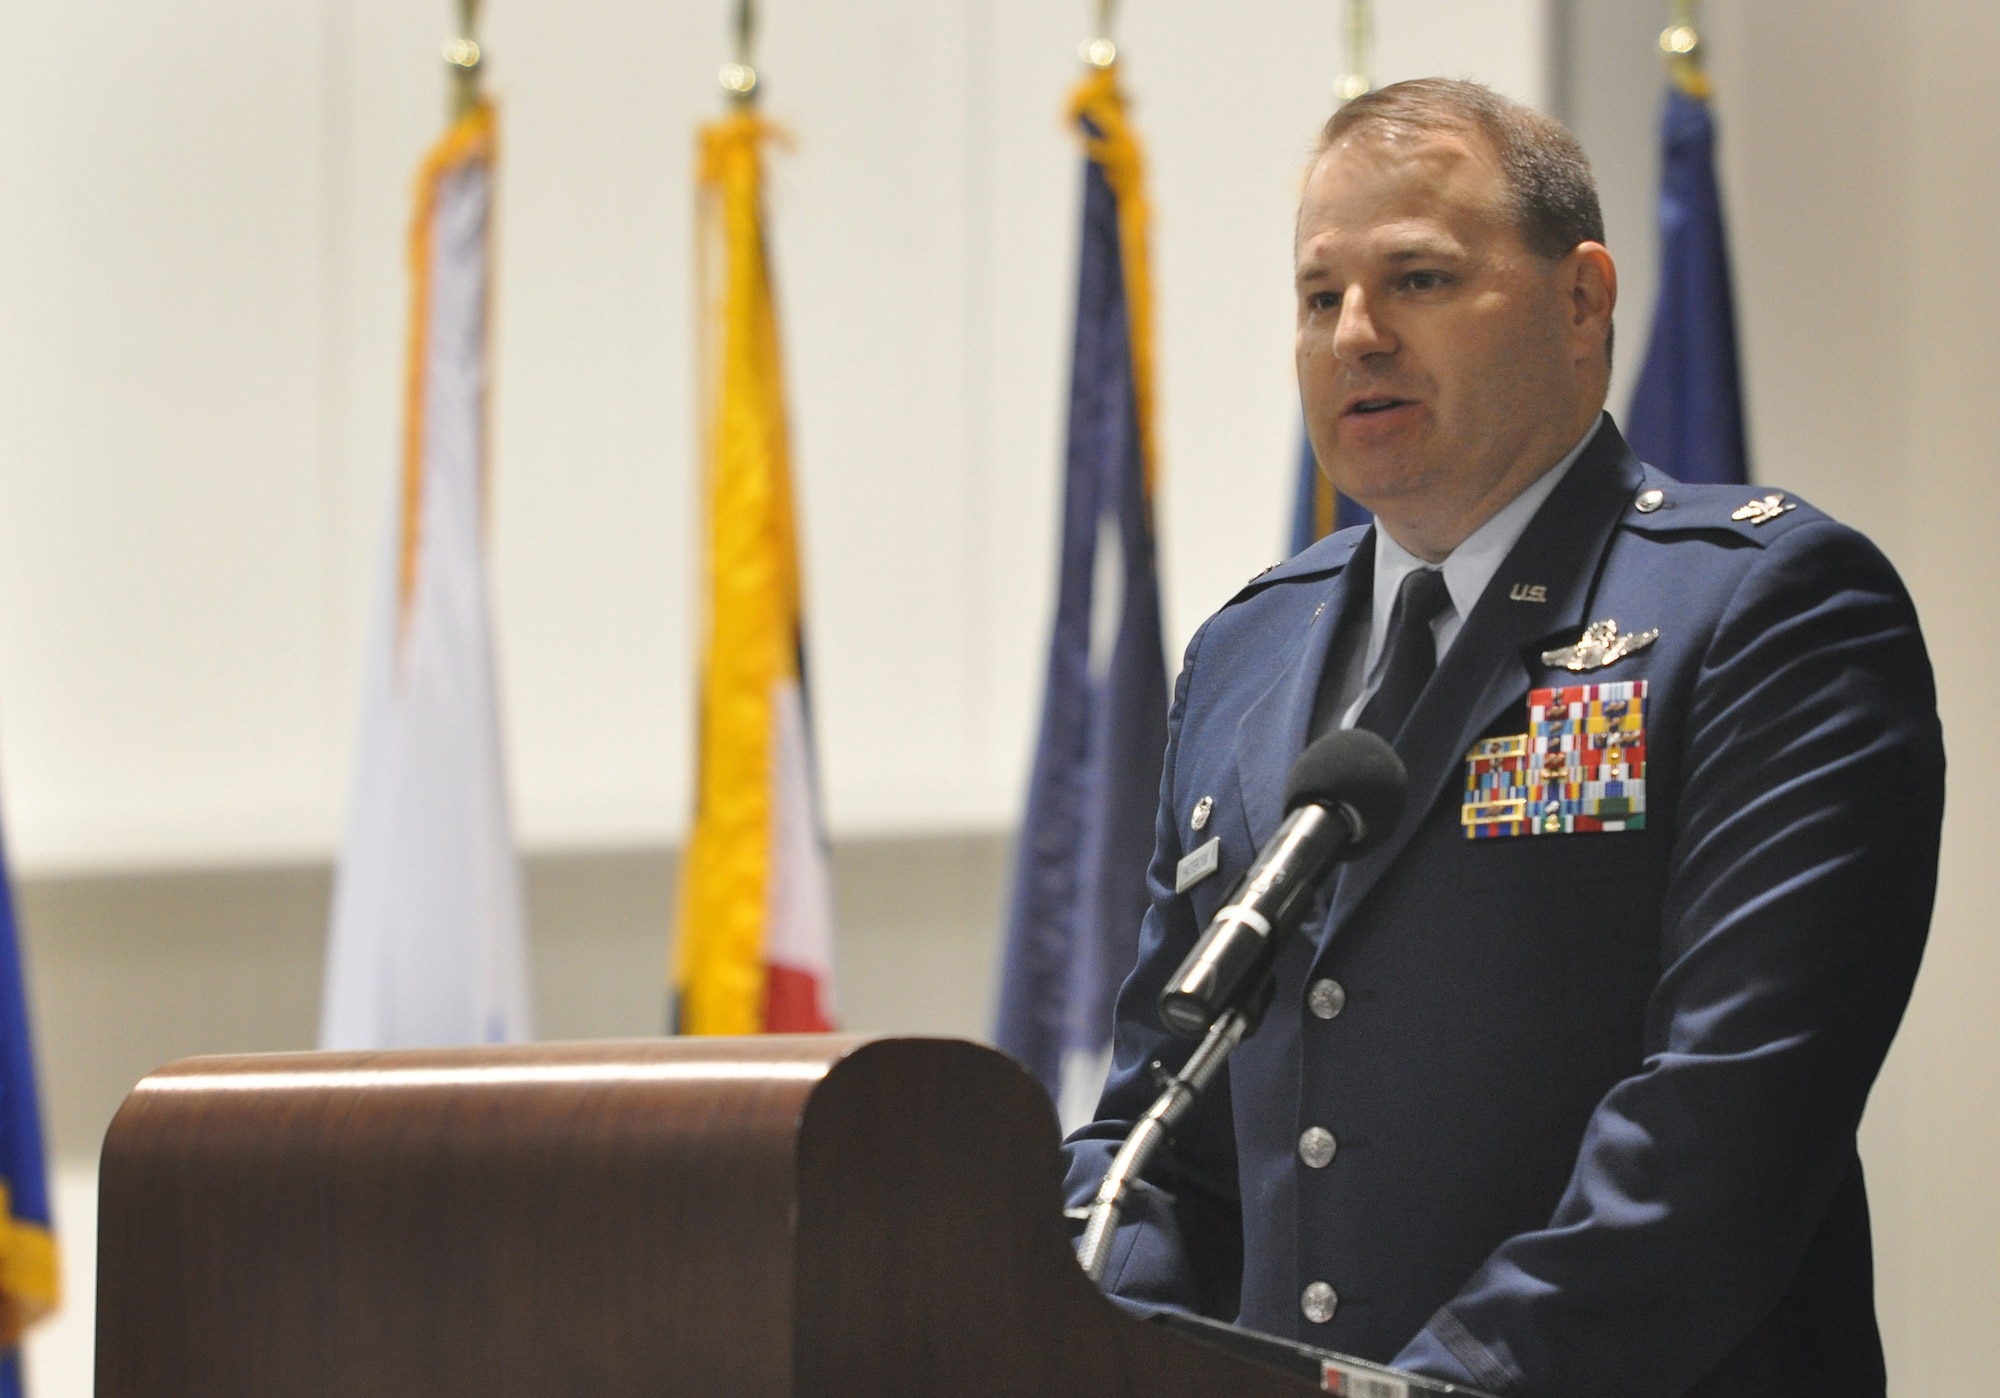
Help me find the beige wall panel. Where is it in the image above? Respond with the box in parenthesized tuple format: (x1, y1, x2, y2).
(0, 0, 1544, 872)
(476, 2, 708, 847)
(0, 2, 340, 870)
(1704, 0, 1914, 550)
(1574, 0, 1999, 1383)
(18, 835, 1008, 1166)
(1881, 0, 2000, 1382)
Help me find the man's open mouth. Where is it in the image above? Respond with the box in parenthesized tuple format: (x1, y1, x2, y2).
(1348, 397, 1411, 415)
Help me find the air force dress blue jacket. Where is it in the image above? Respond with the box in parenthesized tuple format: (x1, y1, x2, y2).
(1061, 419, 1944, 1397)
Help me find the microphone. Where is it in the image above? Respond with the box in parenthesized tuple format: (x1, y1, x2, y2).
(1157, 729, 1407, 1038)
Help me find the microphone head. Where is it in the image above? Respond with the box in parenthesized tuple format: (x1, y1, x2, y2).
(1281, 729, 1408, 855)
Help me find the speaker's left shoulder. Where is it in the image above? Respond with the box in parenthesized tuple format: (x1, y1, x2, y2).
(1617, 473, 1829, 547)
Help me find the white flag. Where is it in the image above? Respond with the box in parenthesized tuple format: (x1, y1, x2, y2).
(321, 102, 531, 1050)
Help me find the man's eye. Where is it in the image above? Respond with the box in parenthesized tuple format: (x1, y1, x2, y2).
(1307, 290, 1341, 312)
(1405, 271, 1449, 291)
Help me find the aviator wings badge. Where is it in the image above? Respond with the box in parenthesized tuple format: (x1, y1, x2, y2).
(1541, 618, 1660, 673)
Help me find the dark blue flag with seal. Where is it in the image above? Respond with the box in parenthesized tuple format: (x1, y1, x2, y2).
(1627, 80, 1748, 485)
(995, 63, 1168, 1124)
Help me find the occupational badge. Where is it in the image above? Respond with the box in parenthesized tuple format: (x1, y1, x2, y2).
(1463, 681, 1647, 838)
(1540, 618, 1659, 672)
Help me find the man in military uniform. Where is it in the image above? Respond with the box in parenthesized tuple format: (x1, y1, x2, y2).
(1062, 79, 1943, 1397)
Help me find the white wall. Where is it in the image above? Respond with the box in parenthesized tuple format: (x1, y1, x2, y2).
(0, 0, 1544, 874)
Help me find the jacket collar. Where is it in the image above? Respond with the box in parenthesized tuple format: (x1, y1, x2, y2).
(1253, 524, 1367, 590)
(1230, 529, 1377, 848)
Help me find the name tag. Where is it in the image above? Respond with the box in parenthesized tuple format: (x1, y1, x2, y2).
(1175, 837, 1221, 893)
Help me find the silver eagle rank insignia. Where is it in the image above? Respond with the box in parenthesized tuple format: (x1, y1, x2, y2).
(1731, 492, 1797, 526)
(1541, 618, 1660, 673)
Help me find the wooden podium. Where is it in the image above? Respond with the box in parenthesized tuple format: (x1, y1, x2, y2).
(95, 1035, 1319, 1397)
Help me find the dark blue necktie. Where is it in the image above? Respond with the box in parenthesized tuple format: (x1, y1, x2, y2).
(1353, 568, 1453, 744)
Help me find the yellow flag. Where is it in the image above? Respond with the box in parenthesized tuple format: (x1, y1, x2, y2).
(673, 114, 836, 1035)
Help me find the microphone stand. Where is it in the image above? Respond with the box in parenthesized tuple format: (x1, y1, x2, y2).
(1074, 1001, 1255, 1283)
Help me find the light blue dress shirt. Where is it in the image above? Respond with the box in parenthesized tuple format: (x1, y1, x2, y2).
(1327, 414, 1605, 731)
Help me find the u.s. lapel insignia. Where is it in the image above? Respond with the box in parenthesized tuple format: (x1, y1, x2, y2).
(1541, 618, 1660, 672)
(1731, 492, 1796, 526)
(1190, 795, 1213, 832)
(1463, 681, 1648, 839)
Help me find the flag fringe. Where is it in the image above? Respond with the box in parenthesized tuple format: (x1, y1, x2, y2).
(0, 1182, 55, 1344)
(398, 100, 498, 654)
(1070, 67, 1160, 511)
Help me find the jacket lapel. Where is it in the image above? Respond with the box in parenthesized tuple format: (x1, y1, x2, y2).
(1321, 422, 1646, 937)
(1231, 530, 1376, 850)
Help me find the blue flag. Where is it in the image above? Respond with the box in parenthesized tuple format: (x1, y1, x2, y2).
(1288, 428, 1372, 557)
(995, 68, 1168, 1121)
(1627, 85, 1748, 485)
(0, 819, 55, 1398)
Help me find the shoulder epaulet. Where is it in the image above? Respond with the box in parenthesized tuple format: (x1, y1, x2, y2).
(1620, 477, 1823, 544)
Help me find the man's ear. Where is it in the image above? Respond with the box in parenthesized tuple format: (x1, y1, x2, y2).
(1566, 241, 1617, 360)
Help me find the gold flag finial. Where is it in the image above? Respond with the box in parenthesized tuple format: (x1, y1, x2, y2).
(719, 0, 760, 105)
(443, 0, 484, 120)
(1337, 0, 1373, 103)
(1080, 0, 1118, 70)
(1660, 0, 1712, 98)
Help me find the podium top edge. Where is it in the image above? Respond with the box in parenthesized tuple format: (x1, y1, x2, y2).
(122, 1033, 976, 1098)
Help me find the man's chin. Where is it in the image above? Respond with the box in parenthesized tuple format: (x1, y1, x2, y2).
(1323, 466, 1431, 518)
(1320, 430, 1439, 505)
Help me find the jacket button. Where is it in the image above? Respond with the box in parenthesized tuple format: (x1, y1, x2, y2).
(1301, 1282, 1339, 1324)
(1298, 1126, 1338, 1168)
(1308, 978, 1347, 1019)
(1635, 487, 1666, 513)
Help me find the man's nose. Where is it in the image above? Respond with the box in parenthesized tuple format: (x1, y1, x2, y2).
(1333, 288, 1396, 363)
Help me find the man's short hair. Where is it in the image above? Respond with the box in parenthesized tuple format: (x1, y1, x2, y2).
(1319, 77, 1604, 261)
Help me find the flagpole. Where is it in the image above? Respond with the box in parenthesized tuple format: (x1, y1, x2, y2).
(1081, 0, 1118, 69)
(720, 0, 760, 105)
(1659, 0, 1711, 98)
(1337, 0, 1373, 103)
(444, 0, 484, 120)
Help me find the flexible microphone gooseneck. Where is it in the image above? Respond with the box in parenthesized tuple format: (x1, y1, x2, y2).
(1076, 729, 1408, 1284)
(1157, 728, 1407, 1038)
